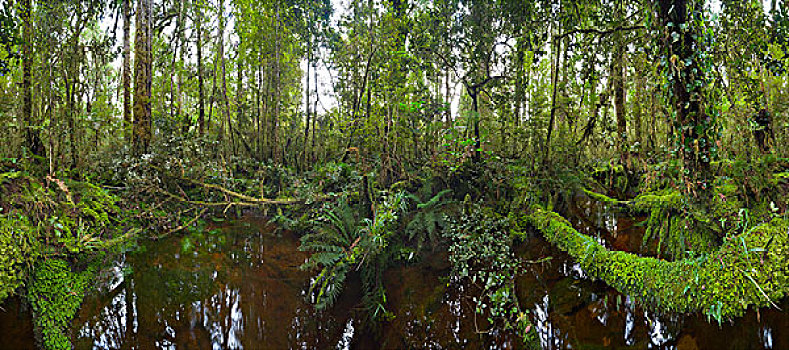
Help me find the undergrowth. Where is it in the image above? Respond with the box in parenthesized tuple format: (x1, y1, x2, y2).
(27, 257, 100, 350)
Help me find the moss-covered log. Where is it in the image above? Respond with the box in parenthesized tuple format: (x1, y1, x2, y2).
(526, 207, 788, 320)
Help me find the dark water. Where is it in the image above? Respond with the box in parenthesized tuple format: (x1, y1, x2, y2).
(515, 195, 789, 349)
(1, 201, 787, 349)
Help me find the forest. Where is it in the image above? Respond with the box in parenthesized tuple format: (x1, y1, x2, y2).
(0, 0, 788, 349)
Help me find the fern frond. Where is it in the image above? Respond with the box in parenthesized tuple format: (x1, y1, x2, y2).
(417, 189, 453, 209)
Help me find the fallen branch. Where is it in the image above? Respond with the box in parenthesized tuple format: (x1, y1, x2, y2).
(180, 177, 305, 205)
(154, 207, 209, 240)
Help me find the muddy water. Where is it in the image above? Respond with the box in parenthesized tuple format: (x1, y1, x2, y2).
(0, 201, 787, 349)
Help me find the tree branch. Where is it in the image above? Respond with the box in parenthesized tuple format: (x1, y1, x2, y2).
(554, 25, 645, 42)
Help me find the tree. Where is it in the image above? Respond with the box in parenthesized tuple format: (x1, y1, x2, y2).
(20, 0, 44, 159)
(122, 0, 132, 140)
(657, 0, 717, 197)
(195, 0, 206, 135)
(133, 0, 152, 155)
(613, 1, 628, 168)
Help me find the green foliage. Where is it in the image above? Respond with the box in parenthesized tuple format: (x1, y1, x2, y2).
(300, 193, 406, 316)
(435, 129, 480, 174)
(445, 203, 537, 345)
(300, 198, 361, 309)
(28, 257, 99, 350)
(405, 185, 453, 251)
(311, 162, 361, 195)
(0, 214, 39, 303)
(528, 207, 789, 321)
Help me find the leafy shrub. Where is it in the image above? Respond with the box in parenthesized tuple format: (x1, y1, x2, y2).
(445, 203, 537, 344)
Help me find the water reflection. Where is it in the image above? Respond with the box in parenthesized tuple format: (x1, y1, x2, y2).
(513, 196, 789, 350)
(2, 200, 787, 349)
(69, 216, 520, 349)
(72, 219, 348, 349)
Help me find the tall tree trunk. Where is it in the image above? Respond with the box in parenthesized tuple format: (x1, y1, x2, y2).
(303, 37, 311, 168)
(133, 0, 153, 155)
(272, 1, 281, 162)
(176, 0, 186, 131)
(236, 47, 243, 158)
(545, 31, 561, 162)
(196, 3, 206, 135)
(613, 2, 628, 169)
(470, 89, 481, 163)
(122, 0, 133, 141)
(311, 61, 318, 162)
(634, 72, 644, 155)
(445, 68, 451, 127)
(217, 0, 234, 157)
(256, 63, 263, 159)
(658, 0, 713, 197)
(66, 72, 77, 169)
(21, 0, 44, 159)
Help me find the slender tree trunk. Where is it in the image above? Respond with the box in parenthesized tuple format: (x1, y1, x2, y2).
(312, 61, 318, 162)
(445, 68, 451, 127)
(256, 63, 263, 159)
(264, 62, 272, 159)
(304, 38, 311, 168)
(545, 32, 561, 162)
(470, 89, 481, 163)
(272, 2, 281, 162)
(21, 0, 44, 159)
(217, 0, 234, 156)
(66, 72, 78, 169)
(658, 0, 713, 197)
(613, 3, 628, 168)
(634, 72, 644, 155)
(133, 0, 153, 155)
(176, 0, 186, 131)
(236, 48, 243, 158)
(196, 4, 206, 135)
(122, 0, 133, 141)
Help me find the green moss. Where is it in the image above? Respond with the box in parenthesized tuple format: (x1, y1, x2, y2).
(28, 258, 99, 350)
(621, 189, 714, 258)
(630, 189, 683, 212)
(582, 189, 625, 205)
(527, 207, 788, 321)
(709, 179, 742, 225)
(0, 214, 39, 304)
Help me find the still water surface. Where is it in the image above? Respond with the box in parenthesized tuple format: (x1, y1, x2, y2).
(0, 199, 786, 349)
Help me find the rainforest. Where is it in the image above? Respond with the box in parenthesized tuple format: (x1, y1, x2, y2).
(0, 0, 788, 349)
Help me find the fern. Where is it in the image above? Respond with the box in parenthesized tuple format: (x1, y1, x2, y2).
(300, 193, 406, 314)
(405, 186, 453, 251)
